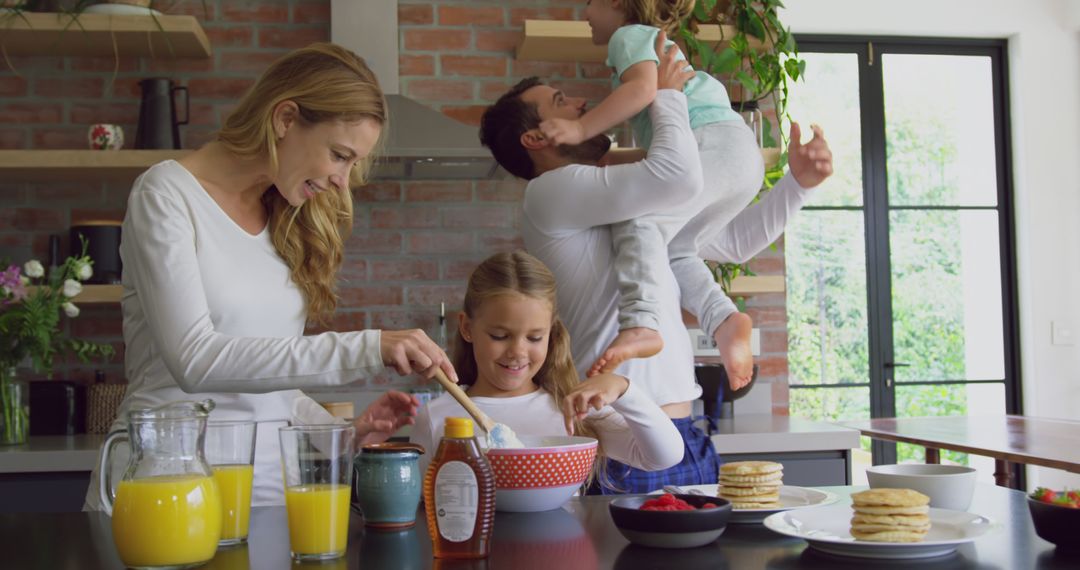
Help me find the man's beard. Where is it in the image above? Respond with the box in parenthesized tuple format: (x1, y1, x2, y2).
(556, 133, 611, 163)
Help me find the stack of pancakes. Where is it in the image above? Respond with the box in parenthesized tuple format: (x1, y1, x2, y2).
(717, 461, 783, 509)
(850, 488, 932, 542)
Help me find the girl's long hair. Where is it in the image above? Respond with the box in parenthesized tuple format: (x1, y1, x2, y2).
(621, 0, 695, 35)
(217, 42, 386, 323)
(453, 251, 610, 488)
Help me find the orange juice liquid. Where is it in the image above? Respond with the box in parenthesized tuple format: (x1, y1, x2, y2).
(212, 464, 254, 542)
(112, 474, 222, 567)
(284, 484, 351, 557)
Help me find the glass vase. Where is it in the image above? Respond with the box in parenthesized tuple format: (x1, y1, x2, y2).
(0, 367, 29, 445)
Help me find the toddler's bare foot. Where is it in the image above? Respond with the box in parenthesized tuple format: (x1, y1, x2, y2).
(715, 312, 754, 390)
(587, 327, 664, 377)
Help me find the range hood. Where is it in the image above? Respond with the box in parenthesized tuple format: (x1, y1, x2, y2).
(330, 0, 499, 180)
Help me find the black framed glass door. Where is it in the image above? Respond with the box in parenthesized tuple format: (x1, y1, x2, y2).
(784, 37, 1020, 479)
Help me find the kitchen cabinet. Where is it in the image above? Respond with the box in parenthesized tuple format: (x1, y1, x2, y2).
(0, 12, 211, 58)
(0, 434, 103, 513)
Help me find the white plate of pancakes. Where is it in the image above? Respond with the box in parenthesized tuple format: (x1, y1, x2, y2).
(650, 485, 839, 523)
(763, 505, 996, 559)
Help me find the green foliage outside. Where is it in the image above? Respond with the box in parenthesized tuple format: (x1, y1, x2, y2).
(785, 83, 972, 465)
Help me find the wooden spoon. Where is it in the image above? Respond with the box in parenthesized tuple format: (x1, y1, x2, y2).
(431, 368, 495, 433)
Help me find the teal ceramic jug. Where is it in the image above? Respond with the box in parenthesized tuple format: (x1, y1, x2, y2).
(353, 442, 425, 528)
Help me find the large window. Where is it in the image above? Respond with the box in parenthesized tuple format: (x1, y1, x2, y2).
(784, 38, 1020, 481)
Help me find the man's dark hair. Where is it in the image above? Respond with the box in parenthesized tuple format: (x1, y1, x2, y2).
(479, 77, 543, 180)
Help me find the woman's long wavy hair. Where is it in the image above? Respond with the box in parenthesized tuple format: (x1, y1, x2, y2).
(620, 0, 695, 34)
(216, 42, 386, 323)
(453, 251, 610, 488)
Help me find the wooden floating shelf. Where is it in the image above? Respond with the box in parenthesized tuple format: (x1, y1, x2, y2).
(27, 284, 122, 304)
(0, 12, 211, 58)
(726, 275, 785, 296)
(0, 150, 188, 182)
(516, 19, 770, 63)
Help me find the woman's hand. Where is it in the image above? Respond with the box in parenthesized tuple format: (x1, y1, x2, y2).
(380, 328, 458, 382)
(353, 390, 420, 446)
(561, 373, 630, 435)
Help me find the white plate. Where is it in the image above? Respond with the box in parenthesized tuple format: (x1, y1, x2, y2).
(650, 485, 839, 524)
(763, 505, 996, 559)
(83, 4, 162, 16)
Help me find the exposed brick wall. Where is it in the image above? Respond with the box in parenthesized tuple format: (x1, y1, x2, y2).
(0, 0, 790, 411)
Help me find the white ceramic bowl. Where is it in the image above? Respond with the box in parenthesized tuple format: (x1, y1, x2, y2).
(865, 464, 977, 511)
(485, 435, 598, 512)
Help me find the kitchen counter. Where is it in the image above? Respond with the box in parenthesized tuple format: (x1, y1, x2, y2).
(0, 416, 860, 512)
(2, 484, 1073, 569)
(709, 414, 860, 487)
(0, 435, 106, 514)
(0, 434, 105, 474)
(710, 414, 860, 454)
(0, 416, 858, 474)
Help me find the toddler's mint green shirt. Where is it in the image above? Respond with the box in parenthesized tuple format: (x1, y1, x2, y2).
(606, 24, 742, 148)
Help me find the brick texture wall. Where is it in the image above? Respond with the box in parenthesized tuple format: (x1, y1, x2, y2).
(0, 0, 789, 414)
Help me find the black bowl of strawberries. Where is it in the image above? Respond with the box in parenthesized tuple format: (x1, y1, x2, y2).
(609, 493, 732, 549)
(1028, 487, 1080, 552)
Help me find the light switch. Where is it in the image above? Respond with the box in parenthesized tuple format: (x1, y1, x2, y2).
(687, 328, 761, 356)
(1052, 320, 1075, 346)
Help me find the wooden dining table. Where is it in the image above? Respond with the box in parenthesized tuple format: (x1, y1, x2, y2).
(842, 415, 1080, 488)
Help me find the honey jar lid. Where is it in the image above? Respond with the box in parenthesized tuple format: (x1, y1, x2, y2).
(444, 417, 474, 438)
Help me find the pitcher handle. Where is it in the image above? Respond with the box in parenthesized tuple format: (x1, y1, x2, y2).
(98, 429, 128, 517)
(173, 85, 189, 126)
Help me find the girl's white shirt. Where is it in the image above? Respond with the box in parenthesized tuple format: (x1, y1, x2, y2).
(410, 380, 683, 478)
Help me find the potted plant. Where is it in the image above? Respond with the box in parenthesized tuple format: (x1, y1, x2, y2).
(0, 238, 114, 444)
(676, 0, 805, 295)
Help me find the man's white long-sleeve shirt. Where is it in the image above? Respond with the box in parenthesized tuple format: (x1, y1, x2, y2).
(521, 90, 813, 407)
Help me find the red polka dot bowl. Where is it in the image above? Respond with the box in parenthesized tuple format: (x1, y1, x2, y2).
(485, 436, 598, 512)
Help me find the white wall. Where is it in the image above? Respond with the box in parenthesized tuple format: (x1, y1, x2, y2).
(782, 0, 1080, 489)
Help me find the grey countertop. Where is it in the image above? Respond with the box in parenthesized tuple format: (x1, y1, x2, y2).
(0, 434, 105, 474)
(709, 414, 861, 454)
(2, 484, 1074, 569)
(0, 414, 859, 474)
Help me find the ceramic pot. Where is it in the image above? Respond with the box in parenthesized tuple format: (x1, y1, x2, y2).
(353, 442, 425, 528)
(88, 124, 124, 150)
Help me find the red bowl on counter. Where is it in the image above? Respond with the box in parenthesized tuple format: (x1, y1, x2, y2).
(485, 435, 598, 513)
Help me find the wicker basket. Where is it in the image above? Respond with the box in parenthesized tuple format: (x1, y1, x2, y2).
(86, 384, 126, 434)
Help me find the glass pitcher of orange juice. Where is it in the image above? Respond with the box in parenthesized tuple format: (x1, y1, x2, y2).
(99, 399, 223, 569)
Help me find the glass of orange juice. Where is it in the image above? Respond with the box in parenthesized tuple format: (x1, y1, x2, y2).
(206, 420, 257, 546)
(279, 424, 355, 562)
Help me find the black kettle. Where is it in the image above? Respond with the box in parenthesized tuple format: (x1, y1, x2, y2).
(134, 78, 189, 149)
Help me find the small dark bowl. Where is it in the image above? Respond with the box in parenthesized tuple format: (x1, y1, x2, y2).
(1028, 496, 1080, 552)
(609, 494, 733, 549)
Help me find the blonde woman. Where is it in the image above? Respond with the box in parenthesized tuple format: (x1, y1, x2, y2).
(84, 43, 454, 510)
(410, 251, 682, 486)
